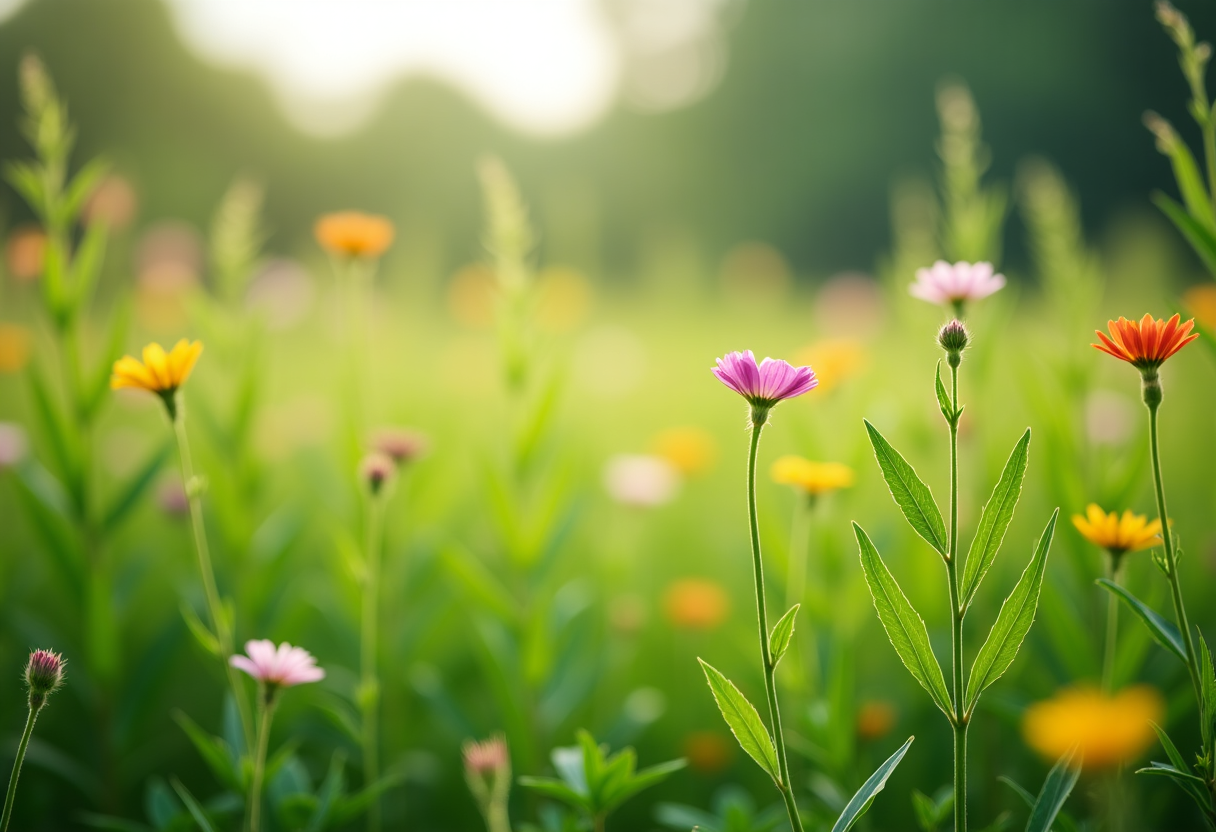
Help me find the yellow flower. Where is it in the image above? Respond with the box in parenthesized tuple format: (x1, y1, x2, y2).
(110, 340, 203, 407)
(652, 427, 717, 477)
(1072, 504, 1161, 555)
(0, 324, 31, 373)
(314, 211, 394, 258)
(771, 456, 855, 495)
(795, 338, 866, 393)
(1022, 685, 1163, 770)
(1183, 283, 1216, 330)
(663, 579, 729, 630)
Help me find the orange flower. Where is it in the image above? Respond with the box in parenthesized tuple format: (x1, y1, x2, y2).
(663, 579, 728, 630)
(1093, 313, 1198, 371)
(1072, 504, 1161, 556)
(314, 212, 394, 258)
(111, 339, 203, 400)
(1183, 284, 1216, 330)
(682, 731, 731, 773)
(1022, 685, 1163, 770)
(0, 324, 31, 373)
(857, 700, 897, 740)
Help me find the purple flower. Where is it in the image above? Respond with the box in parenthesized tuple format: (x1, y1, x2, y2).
(24, 649, 65, 699)
(909, 260, 1005, 307)
(712, 350, 818, 408)
(230, 639, 325, 687)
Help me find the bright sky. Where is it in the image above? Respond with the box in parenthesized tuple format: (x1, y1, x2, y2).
(158, 0, 732, 138)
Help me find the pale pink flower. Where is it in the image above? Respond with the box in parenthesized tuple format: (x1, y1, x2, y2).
(909, 260, 1005, 307)
(604, 454, 679, 508)
(372, 427, 428, 466)
(230, 639, 325, 687)
(463, 734, 510, 775)
(711, 350, 817, 407)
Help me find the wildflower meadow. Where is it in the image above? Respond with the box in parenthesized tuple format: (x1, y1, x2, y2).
(5, 1, 1216, 830)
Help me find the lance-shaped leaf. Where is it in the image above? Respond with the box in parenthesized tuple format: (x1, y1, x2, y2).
(965, 509, 1058, 713)
(1025, 747, 1080, 832)
(1096, 579, 1186, 663)
(1154, 192, 1216, 276)
(1141, 723, 1211, 809)
(961, 429, 1031, 609)
(864, 420, 948, 556)
(934, 362, 956, 424)
(854, 524, 952, 716)
(831, 736, 914, 832)
(697, 659, 780, 783)
(768, 604, 799, 668)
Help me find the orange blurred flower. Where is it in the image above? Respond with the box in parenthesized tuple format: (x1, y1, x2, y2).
(1072, 504, 1161, 556)
(314, 211, 394, 258)
(1093, 313, 1198, 371)
(652, 426, 717, 477)
(0, 324, 31, 373)
(795, 338, 866, 393)
(5, 226, 45, 282)
(663, 579, 728, 630)
(83, 173, 138, 229)
(1023, 685, 1163, 770)
(771, 456, 854, 496)
(1183, 284, 1216, 330)
(857, 700, 897, 740)
(683, 731, 732, 773)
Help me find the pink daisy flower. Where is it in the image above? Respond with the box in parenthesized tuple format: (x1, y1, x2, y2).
(909, 260, 1005, 307)
(712, 350, 817, 408)
(230, 640, 325, 687)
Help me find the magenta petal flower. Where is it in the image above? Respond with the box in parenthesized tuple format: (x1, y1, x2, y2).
(909, 260, 1005, 306)
(712, 350, 818, 408)
(230, 639, 325, 687)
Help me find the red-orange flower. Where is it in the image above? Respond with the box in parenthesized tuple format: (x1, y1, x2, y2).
(1093, 313, 1198, 371)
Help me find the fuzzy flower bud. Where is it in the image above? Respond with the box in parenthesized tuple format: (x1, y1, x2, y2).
(937, 319, 970, 366)
(359, 452, 395, 496)
(372, 428, 428, 467)
(24, 649, 64, 705)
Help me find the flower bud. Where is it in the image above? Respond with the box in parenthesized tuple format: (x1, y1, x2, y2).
(24, 649, 64, 705)
(938, 319, 970, 366)
(372, 428, 428, 467)
(359, 452, 395, 496)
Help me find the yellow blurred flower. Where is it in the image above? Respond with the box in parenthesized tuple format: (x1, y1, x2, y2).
(652, 426, 717, 477)
(1183, 283, 1216, 330)
(0, 324, 31, 373)
(110, 339, 203, 398)
(771, 456, 854, 496)
(683, 731, 732, 773)
(663, 579, 728, 631)
(314, 211, 394, 258)
(536, 265, 592, 332)
(795, 338, 866, 393)
(447, 263, 497, 328)
(857, 700, 897, 740)
(1022, 685, 1163, 769)
(5, 225, 45, 282)
(1072, 504, 1161, 555)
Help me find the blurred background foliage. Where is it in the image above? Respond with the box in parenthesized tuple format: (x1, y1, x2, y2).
(0, 1, 1215, 830)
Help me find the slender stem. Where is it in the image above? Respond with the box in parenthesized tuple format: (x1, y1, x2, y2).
(361, 495, 386, 832)
(0, 701, 42, 831)
(746, 416, 804, 832)
(1146, 400, 1202, 702)
(947, 362, 967, 832)
(248, 692, 277, 832)
(1102, 557, 1122, 694)
(174, 406, 255, 752)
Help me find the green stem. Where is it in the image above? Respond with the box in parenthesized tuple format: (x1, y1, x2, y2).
(174, 406, 255, 752)
(947, 362, 967, 832)
(0, 700, 42, 831)
(746, 415, 804, 832)
(1102, 556, 1122, 694)
(248, 692, 277, 832)
(361, 495, 386, 832)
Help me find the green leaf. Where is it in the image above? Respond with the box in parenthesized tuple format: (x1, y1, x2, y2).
(934, 362, 955, 424)
(1025, 748, 1080, 832)
(102, 439, 172, 533)
(168, 778, 216, 832)
(912, 790, 938, 832)
(172, 712, 240, 792)
(1153, 192, 1216, 277)
(768, 604, 799, 668)
(78, 812, 153, 832)
(61, 156, 111, 224)
(830, 736, 914, 832)
(863, 420, 948, 556)
(966, 509, 1058, 713)
(697, 659, 781, 783)
(854, 524, 952, 716)
(180, 603, 221, 658)
(70, 218, 108, 312)
(601, 758, 686, 814)
(961, 429, 1031, 609)
(517, 777, 592, 814)
(1151, 126, 1216, 233)
(1144, 724, 1210, 808)
(1096, 579, 1186, 662)
(1199, 637, 1216, 757)
(304, 751, 346, 832)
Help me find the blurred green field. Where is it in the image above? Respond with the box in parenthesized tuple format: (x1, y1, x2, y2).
(4, 3, 1216, 832)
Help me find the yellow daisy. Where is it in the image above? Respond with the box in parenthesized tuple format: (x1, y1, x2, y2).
(111, 340, 203, 418)
(1022, 685, 1163, 770)
(771, 456, 854, 496)
(1072, 504, 1162, 555)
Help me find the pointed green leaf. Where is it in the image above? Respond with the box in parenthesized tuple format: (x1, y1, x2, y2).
(831, 736, 914, 832)
(864, 420, 948, 556)
(517, 777, 592, 814)
(854, 524, 952, 716)
(1150, 123, 1216, 232)
(768, 604, 799, 668)
(966, 510, 1058, 713)
(172, 711, 240, 791)
(961, 429, 1031, 609)
(934, 362, 955, 423)
(1146, 723, 1211, 808)
(1025, 748, 1080, 832)
(1153, 192, 1216, 277)
(600, 758, 686, 814)
(697, 659, 780, 783)
(70, 218, 108, 312)
(1096, 579, 1186, 662)
(169, 778, 217, 832)
(180, 603, 221, 658)
(1199, 637, 1216, 756)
